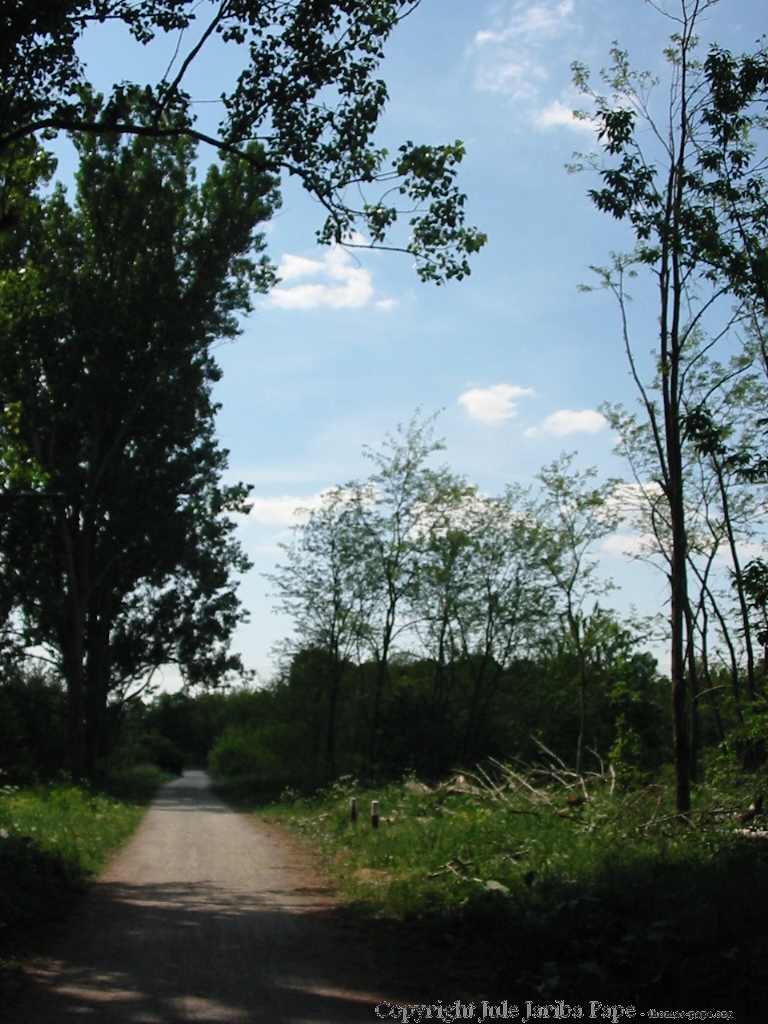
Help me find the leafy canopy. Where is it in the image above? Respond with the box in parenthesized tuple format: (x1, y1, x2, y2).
(1, 0, 486, 282)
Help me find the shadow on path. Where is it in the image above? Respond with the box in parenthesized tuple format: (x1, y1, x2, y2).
(2, 772, 407, 1023)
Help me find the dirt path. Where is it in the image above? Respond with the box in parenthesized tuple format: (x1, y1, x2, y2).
(6, 772, 410, 1023)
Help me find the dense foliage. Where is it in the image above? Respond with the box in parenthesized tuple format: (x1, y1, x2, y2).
(0, 106, 275, 779)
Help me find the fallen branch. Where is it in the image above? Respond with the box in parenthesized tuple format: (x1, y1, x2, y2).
(529, 735, 567, 769)
(642, 792, 664, 833)
(426, 856, 477, 882)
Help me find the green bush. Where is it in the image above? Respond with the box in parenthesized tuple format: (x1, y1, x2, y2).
(0, 670, 67, 783)
(98, 763, 171, 802)
(142, 734, 185, 775)
(208, 725, 285, 780)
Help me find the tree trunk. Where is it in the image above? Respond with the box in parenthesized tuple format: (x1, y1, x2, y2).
(364, 655, 388, 779)
(84, 607, 113, 778)
(57, 504, 91, 781)
(662, 101, 692, 819)
(59, 534, 88, 781)
(669, 526, 691, 816)
(688, 659, 700, 785)
(364, 594, 395, 777)
(461, 652, 491, 765)
(570, 611, 587, 775)
(62, 632, 86, 782)
(665, 375, 692, 816)
(685, 601, 700, 784)
(324, 653, 342, 782)
(660, 330, 691, 814)
(715, 459, 756, 698)
(700, 609, 727, 748)
(577, 666, 587, 775)
(698, 572, 740, 703)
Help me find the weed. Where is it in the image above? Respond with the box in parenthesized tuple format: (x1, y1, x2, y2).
(0, 769, 160, 960)
(255, 765, 768, 1019)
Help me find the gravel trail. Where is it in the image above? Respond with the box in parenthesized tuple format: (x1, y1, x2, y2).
(6, 771, 408, 1023)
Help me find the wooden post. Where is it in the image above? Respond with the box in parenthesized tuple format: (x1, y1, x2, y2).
(371, 799, 379, 829)
(350, 797, 357, 824)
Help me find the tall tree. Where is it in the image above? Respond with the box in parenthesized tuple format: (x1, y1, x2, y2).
(682, 350, 767, 698)
(572, 0, 761, 816)
(0, 97, 276, 777)
(266, 486, 363, 779)
(692, 45, 768, 674)
(349, 413, 451, 774)
(450, 488, 547, 764)
(533, 453, 620, 773)
(409, 473, 475, 740)
(605, 379, 759, 777)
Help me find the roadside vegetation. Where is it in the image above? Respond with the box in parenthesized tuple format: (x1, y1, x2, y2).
(247, 764, 768, 1015)
(0, 766, 168, 964)
(0, 670, 173, 964)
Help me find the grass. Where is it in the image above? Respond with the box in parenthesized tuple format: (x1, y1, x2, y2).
(245, 764, 768, 1021)
(0, 764, 168, 961)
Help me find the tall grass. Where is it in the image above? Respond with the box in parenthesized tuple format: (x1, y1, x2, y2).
(258, 767, 768, 1019)
(0, 765, 166, 958)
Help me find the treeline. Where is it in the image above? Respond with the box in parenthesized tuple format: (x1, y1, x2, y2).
(2, 408, 763, 794)
(229, 412, 765, 793)
(207, 639, 674, 795)
(0, 639, 672, 796)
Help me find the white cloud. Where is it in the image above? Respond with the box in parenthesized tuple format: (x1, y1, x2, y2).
(534, 99, 595, 133)
(245, 491, 328, 526)
(525, 408, 607, 437)
(604, 481, 665, 520)
(269, 239, 377, 310)
(611, 479, 663, 504)
(276, 253, 328, 283)
(458, 383, 535, 424)
(737, 541, 766, 560)
(602, 533, 653, 558)
(475, 1, 574, 48)
(473, 2, 581, 114)
(476, 55, 546, 100)
(375, 298, 398, 311)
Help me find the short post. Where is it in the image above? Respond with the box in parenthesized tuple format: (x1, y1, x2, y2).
(350, 797, 357, 824)
(371, 799, 379, 829)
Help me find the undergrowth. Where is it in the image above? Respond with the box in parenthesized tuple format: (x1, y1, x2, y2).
(251, 762, 768, 1020)
(0, 764, 167, 960)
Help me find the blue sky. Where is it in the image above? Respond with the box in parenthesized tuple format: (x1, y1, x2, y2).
(64, 0, 766, 685)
